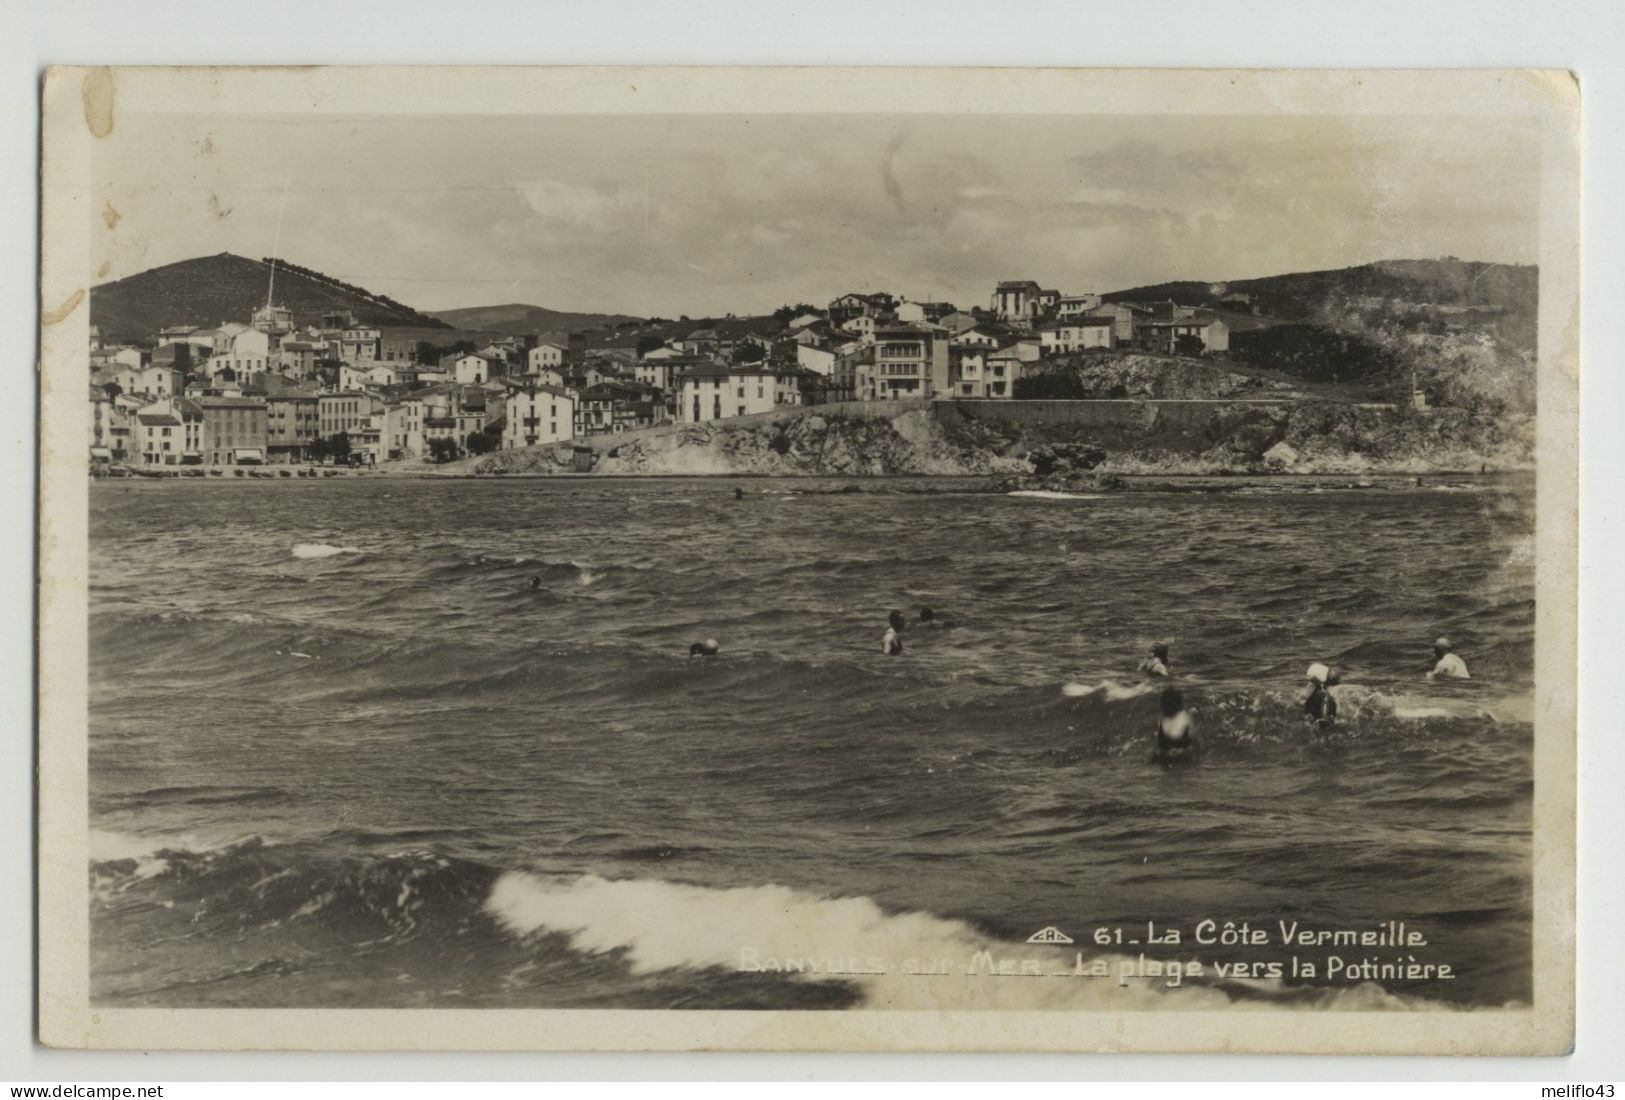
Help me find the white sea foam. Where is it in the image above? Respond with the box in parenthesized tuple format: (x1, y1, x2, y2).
(291, 543, 361, 559)
(1008, 490, 1102, 501)
(1062, 679, 1157, 701)
(484, 871, 1419, 1011)
(89, 828, 205, 883)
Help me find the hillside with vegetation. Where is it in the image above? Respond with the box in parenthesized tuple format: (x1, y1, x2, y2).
(90, 253, 452, 341)
(1105, 258, 1538, 414)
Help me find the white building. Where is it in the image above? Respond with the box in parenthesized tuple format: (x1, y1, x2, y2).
(796, 343, 835, 377)
(453, 353, 500, 385)
(217, 327, 276, 377)
(1057, 294, 1103, 318)
(984, 347, 1026, 398)
(338, 323, 381, 364)
(1038, 318, 1115, 355)
(678, 364, 800, 424)
(527, 342, 568, 374)
(992, 280, 1043, 322)
(504, 384, 577, 449)
(951, 326, 1003, 350)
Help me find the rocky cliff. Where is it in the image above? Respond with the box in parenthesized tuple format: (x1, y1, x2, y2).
(463, 399, 1532, 480)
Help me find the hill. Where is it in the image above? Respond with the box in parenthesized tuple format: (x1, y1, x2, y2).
(1104, 258, 1535, 325)
(90, 253, 452, 341)
(428, 303, 644, 337)
(1107, 258, 1538, 414)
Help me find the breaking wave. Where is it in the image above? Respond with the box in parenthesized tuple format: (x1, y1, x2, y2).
(91, 834, 1426, 1011)
(291, 542, 361, 559)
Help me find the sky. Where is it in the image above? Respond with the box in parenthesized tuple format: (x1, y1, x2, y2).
(90, 112, 1543, 318)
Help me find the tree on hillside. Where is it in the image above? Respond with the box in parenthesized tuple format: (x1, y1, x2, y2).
(466, 425, 501, 455)
(328, 432, 351, 465)
(1175, 334, 1206, 357)
(772, 304, 822, 323)
(1230, 324, 1401, 388)
(732, 342, 766, 364)
(1014, 374, 1087, 400)
(636, 335, 666, 357)
(428, 437, 460, 463)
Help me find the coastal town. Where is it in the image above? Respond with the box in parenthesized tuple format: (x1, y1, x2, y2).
(86, 269, 1241, 472)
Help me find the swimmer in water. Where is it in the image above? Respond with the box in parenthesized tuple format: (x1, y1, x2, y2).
(528, 575, 541, 590)
(1154, 687, 1196, 762)
(1428, 637, 1470, 680)
(1139, 642, 1171, 678)
(689, 639, 719, 657)
(1304, 662, 1340, 726)
(883, 610, 905, 656)
(920, 607, 935, 624)
(733, 487, 744, 500)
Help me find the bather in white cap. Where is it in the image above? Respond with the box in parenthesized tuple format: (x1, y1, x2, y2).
(1306, 662, 1332, 684)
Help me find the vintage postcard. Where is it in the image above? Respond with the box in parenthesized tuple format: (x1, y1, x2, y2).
(37, 67, 1578, 1053)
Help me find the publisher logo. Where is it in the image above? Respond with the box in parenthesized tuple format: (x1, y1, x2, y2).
(1025, 926, 1074, 945)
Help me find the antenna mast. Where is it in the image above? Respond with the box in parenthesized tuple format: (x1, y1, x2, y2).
(266, 187, 290, 309)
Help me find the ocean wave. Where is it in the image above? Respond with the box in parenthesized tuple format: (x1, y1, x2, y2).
(1007, 490, 1103, 501)
(291, 542, 361, 559)
(484, 869, 1419, 1011)
(90, 832, 1427, 1010)
(1062, 679, 1158, 701)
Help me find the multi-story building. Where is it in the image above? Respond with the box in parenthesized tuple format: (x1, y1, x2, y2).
(136, 405, 182, 465)
(279, 339, 326, 381)
(210, 323, 248, 357)
(196, 396, 269, 465)
(947, 348, 989, 398)
(992, 280, 1043, 322)
(174, 398, 206, 461)
(89, 386, 132, 461)
(503, 384, 577, 449)
(527, 341, 568, 375)
(678, 363, 802, 424)
(149, 342, 192, 374)
(830, 343, 871, 403)
(216, 327, 277, 377)
(983, 347, 1026, 398)
(393, 396, 427, 458)
(1038, 318, 1115, 356)
(317, 391, 378, 441)
(1088, 303, 1142, 346)
(260, 380, 320, 462)
(134, 365, 185, 400)
(1138, 317, 1230, 356)
(338, 323, 381, 364)
(453, 353, 502, 385)
(251, 303, 294, 336)
(576, 381, 660, 436)
(870, 323, 950, 399)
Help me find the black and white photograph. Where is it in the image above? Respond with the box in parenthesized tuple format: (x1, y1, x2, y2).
(35, 66, 1579, 1054)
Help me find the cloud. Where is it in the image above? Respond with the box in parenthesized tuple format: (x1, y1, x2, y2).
(91, 111, 1542, 317)
(518, 178, 624, 230)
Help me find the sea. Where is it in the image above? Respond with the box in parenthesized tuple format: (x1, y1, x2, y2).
(87, 475, 1536, 1012)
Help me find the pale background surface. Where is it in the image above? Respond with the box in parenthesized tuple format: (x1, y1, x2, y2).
(5, 0, 1623, 1080)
